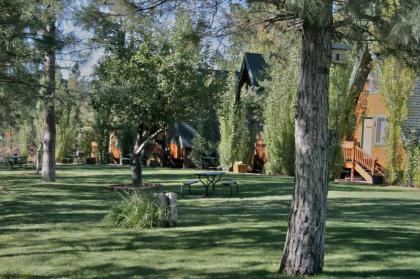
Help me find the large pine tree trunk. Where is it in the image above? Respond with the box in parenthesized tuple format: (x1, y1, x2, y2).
(132, 129, 143, 187)
(41, 20, 56, 182)
(279, 5, 332, 276)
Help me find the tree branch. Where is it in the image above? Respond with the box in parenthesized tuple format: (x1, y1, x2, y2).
(134, 127, 164, 155)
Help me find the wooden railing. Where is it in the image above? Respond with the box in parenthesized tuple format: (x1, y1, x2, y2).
(341, 141, 384, 175)
(354, 146, 376, 172)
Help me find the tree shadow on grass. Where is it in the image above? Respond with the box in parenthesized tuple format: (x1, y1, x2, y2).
(2, 166, 420, 278)
(324, 197, 420, 278)
(1, 264, 284, 279)
(323, 269, 420, 279)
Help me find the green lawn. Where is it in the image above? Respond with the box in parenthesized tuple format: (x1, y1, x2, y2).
(1, 166, 420, 278)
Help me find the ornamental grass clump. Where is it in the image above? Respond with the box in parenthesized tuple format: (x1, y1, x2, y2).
(104, 191, 161, 229)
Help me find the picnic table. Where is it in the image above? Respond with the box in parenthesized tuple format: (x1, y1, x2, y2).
(195, 171, 225, 196)
(6, 156, 27, 169)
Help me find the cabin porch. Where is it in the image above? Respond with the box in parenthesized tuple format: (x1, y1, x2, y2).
(340, 141, 385, 184)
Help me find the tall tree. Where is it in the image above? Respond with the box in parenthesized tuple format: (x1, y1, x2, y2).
(40, 5, 57, 182)
(279, 2, 332, 274)
(1, 0, 81, 182)
(91, 10, 224, 186)
(380, 56, 416, 184)
(227, 0, 420, 275)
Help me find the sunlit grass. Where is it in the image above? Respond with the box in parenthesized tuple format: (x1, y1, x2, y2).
(1, 165, 420, 278)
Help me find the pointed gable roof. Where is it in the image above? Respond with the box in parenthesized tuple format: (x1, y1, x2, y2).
(236, 52, 268, 103)
(237, 52, 267, 90)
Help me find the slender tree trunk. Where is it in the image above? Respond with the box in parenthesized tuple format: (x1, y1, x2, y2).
(41, 20, 56, 182)
(329, 46, 372, 177)
(132, 129, 143, 187)
(279, 5, 332, 276)
(342, 46, 372, 140)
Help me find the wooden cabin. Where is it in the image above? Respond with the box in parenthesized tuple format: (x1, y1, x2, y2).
(236, 52, 268, 172)
(341, 61, 420, 184)
(236, 45, 351, 172)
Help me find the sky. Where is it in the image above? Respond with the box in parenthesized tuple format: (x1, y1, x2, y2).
(60, 18, 103, 80)
(57, 1, 233, 80)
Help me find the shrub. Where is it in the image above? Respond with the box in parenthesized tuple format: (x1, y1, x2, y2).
(103, 191, 162, 229)
(218, 74, 236, 171)
(232, 103, 254, 165)
(191, 133, 217, 169)
(263, 56, 298, 176)
(404, 129, 420, 187)
(380, 57, 416, 184)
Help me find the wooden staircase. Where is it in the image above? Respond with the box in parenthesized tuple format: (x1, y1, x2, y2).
(341, 141, 384, 184)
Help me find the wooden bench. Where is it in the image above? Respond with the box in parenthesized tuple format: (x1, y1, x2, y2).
(180, 179, 200, 196)
(222, 180, 239, 196)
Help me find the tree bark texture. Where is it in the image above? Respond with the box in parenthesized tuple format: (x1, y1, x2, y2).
(132, 129, 143, 187)
(342, 46, 372, 140)
(41, 20, 56, 182)
(280, 6, 332, 276)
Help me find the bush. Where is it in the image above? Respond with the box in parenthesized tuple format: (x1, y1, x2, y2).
(191, 133, 210, 168)
(218, 74, 236, 171)
(404, 129, 420, 187)
(232, 103, 254, 165)
(262, 56, 298, 176)
(103, 192, 162, 229)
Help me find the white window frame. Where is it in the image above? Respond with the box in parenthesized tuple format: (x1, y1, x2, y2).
(374, 116, 388, 145)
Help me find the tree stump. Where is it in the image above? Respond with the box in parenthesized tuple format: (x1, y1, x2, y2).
(155, 192, 177, 227)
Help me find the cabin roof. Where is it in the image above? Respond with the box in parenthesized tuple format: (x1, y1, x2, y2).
(238, 52, 268, 89)
(170, 119, 219, 149)
(332, 43, 352, 50)
(403, 78, 420, 140)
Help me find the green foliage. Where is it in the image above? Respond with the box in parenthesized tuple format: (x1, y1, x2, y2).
(404, 129, 420, 187)
(190, 134, 208, 169)
(218, 74, 237, 170)
(0, 0, 39, 128)
(381, 56, 416, 184)
(262, 54, 299, 176)
(217, 87, 255, 169)
(328, 58, 355, 178)
(103, 191, 161, 229)
(92, 25, 223, 136)
(55, 67, 93, 162)
(231, 103, 253, 165)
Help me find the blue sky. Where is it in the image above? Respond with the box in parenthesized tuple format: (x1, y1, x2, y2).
(60, 17, 103, 80)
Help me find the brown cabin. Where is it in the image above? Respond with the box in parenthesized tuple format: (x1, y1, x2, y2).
(340, 60, 420, 184)
(236, 45, 352, 172)
(236, 52, 268, 172)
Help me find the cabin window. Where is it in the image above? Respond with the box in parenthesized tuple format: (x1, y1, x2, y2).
(375, 117, 388, 145)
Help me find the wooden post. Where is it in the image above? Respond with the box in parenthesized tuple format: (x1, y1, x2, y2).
(371, 158, 377, 174)
(166, 192, 177, 227)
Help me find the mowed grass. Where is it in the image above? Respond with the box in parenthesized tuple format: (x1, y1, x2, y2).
(1, 166, 420, 279)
